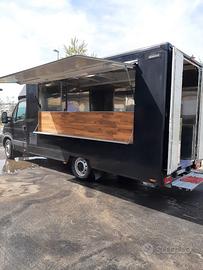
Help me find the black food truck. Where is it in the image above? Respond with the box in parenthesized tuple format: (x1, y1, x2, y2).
(1, 42, 203, 190)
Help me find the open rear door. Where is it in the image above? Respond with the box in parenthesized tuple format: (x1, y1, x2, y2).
(196, 67, 203, 160)
(167, 47, 184, 175)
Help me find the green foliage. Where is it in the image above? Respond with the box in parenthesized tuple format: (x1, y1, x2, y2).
(64, 37, 97, 57)
(64, 37, 88, 56)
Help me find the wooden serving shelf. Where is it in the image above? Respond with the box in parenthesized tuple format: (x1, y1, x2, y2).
(37, 111, 134, 144)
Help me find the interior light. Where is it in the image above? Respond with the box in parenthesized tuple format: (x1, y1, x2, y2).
(85, 74, 95, 78)
(45, 83, 53, 87)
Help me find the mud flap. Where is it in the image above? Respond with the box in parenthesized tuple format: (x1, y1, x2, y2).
(172, 171, 203, 190)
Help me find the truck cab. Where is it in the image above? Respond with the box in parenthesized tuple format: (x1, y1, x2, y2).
(2, 87, 27, 159)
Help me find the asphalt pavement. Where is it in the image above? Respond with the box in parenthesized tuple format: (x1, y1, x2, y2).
(0, 146, 202, 270)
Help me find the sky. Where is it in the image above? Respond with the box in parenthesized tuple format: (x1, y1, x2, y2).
(0, 0, 203, 101)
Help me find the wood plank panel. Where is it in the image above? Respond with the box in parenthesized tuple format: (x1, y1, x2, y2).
(38, 111, 134, 144)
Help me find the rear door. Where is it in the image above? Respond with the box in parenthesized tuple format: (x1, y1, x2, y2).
(167, 47, 184, 175)
(196, 67, 203, 159)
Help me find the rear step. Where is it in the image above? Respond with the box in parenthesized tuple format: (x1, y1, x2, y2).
(172, 171, 203, 191)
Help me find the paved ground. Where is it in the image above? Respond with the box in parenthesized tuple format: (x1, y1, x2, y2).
(0, 146, 202, 270)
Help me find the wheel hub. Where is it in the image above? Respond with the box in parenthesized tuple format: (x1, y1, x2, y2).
(75, 158, 88, 177)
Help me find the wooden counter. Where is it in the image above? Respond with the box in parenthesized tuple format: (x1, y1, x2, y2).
(37, 111, 134, 144)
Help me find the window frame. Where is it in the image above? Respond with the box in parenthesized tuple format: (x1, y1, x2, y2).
(13, 100, 26, 123)
(38, 68, 135, 113)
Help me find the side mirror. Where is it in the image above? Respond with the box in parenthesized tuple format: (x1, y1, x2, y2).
(1, 112, 9, 124)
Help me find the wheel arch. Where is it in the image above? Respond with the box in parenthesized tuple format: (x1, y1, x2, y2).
(2, 135, 13, 147)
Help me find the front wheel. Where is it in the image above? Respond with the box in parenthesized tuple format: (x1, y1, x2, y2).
(71, 157, 93, 180)
(4, 139, 15, 159)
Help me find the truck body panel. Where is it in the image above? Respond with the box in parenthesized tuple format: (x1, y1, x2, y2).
(1, 43, 203, 188)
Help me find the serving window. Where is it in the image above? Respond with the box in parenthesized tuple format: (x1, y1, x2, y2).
(114, 88, 134, 112)
(39, 82, 66, 111)
(66, 90, 90, 112)
(37, 67, 135, 144)
(38, 68, 135, 113)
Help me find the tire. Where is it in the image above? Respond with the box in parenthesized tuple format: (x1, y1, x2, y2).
(71, 157, 93, 180)
(4, 139, 15, 159)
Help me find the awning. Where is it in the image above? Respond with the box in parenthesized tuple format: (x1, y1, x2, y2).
(0, 55, 133, 85)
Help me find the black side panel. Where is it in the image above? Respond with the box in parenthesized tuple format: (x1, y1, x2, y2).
(26, 85, 39, 145)
(133, 49, 168, 181)
(90, 85, 114, 111)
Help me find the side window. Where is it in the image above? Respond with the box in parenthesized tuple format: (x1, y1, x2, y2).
(14, 101, 26, 122)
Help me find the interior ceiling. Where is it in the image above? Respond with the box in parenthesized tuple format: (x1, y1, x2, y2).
(183, 59, 198, 70)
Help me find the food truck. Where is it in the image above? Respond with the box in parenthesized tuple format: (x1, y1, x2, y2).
(1, 42, 203, 190)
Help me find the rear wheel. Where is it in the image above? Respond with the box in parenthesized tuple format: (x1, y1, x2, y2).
(4, 139, 15, 159)
(71, 157, 93, 180)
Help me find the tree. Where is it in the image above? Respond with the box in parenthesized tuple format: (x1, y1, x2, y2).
(64, 37, 96, 57)
(64, 37, 88, 56)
